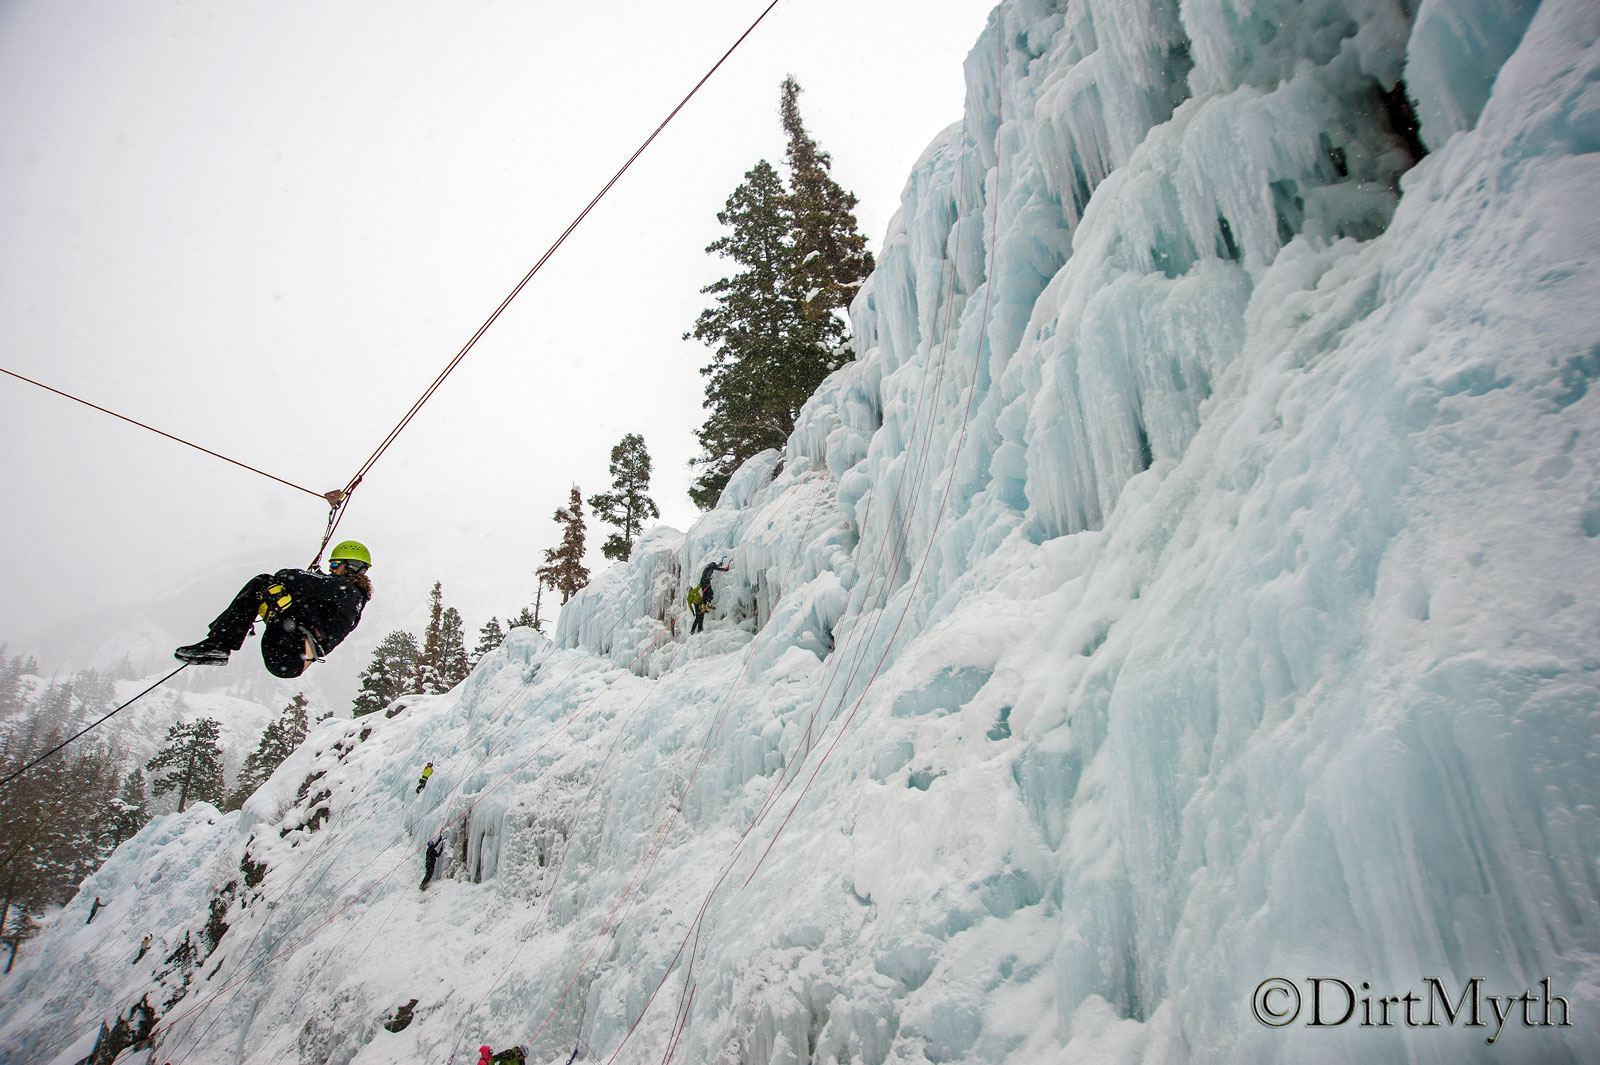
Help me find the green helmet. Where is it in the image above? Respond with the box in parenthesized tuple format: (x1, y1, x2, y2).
(329, 540, 372, 567)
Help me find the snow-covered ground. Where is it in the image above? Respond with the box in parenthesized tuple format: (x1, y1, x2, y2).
(3, 0, 1598, 1062)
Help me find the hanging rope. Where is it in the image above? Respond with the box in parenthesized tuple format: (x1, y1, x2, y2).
(0, 664, 190, 794)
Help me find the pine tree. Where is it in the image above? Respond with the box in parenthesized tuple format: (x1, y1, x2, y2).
(37, 680, 75, 733)
(535, 487, 590, 604)
(110, 768, 149, 846)
(438, 607, 470, 689)
(1, 908, 38, 974)
(0, 655, 23, 719)
(145, 717, 225, 814)
(354, 630, 420, 716)
(780, 76, 875, 326)
(686, 82, 874, 509)
(417, 582, 447, 695)
(59, 745, 121, 887)
(226, 695, 312, 810)
(0, 733, 73, 943)
(687, 159, 806, 508)
(0, 727, 126, 953)
(471, 617, 506, 667)
(590, 433, 660, 562)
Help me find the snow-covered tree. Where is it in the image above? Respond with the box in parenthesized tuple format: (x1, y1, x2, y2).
(0, 734, 122, 953)
(686, 81, 872, 509)
(0, 734, 72, 946)
(109, 767, 149, 846)
(145, 716, 224, 814)
(437, 607, 470, 690)
(471, 617, 506, 668)
(687, 159, 801, 508)
(226, 695, 311, 810)
(1, 907, 38, 974)
(781, 76, 874, 326)
(590, 433, 660, 562)
(415, 585, 471, 695)
(354, 630, 420, 716)
(417, 582, 447, 695)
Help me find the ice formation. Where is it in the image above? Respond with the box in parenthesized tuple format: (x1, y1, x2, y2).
(3, 0, 1597, 1062)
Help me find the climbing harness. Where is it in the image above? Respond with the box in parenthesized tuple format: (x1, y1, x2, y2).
(256, 584, 293, 624)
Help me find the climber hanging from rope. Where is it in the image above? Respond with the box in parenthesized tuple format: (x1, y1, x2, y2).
(174, 540, 373, 677)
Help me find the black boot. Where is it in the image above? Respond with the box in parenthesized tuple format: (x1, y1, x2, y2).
(174, 639, 231, 665)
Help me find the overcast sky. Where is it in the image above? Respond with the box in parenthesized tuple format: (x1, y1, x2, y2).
(0, 0, 994, 659)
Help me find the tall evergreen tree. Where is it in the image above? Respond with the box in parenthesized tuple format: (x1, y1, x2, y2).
(0, 734, 124, 947)
(110, 767, 149, 846)
(1, 907, 38, 974)
(72, 670, 115, 721)
(687, 159, 807, 508)
(780, 76, 875, 326)
(536, 488, 590, 604)
(437, 607, 470, 690)
(0, 655, 24, 720)
(590, 433, 660, 562)
(417, 582, 447, 695)
(0, 733, 72, 944)
(145, 717, 225, 814)
(354, 630, 420, 716)
(685, 81, 872, 509)
(226, 695, 312, 811)
(36, 680, 75, 732)
(59, 745, 121, 887)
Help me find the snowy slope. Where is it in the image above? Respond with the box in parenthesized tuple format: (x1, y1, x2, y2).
(3, 1, 1599, 1063)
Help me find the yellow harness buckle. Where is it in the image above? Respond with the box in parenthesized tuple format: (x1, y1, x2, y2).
(257, 584, 292, 621)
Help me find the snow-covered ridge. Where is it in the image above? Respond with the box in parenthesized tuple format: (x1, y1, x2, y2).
(5, 1, 1598, 1063)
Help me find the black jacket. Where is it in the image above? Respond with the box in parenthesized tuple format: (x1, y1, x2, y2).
(699, 562, 728, 591)
(274, 568, 368, 652)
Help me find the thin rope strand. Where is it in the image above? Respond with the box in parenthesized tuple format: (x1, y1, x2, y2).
(340, 0, 786, 497)
(0, 366, 326, 499)
(0, 664, 190, 793)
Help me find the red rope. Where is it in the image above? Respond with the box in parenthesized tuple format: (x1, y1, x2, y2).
(337, 0, 788, 508)
(0, 365, 327, 500)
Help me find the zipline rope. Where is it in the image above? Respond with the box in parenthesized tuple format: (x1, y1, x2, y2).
(0, 366, 329, 501)
(2, 0, 788, 787)
(313, 0, 789, 561)
(0, 664, 190, 793)
(9, 0, 788, 571)
(24, 0, 935, 1051)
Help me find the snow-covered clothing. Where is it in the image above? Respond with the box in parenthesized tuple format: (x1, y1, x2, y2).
(193, 567, 369, 678)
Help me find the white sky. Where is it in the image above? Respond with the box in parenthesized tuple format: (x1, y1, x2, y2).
(0, 0, 994, 655)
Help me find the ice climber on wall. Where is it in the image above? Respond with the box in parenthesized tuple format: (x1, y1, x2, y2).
(697, 559, 730, 604)
(174, 540, 372, 678)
